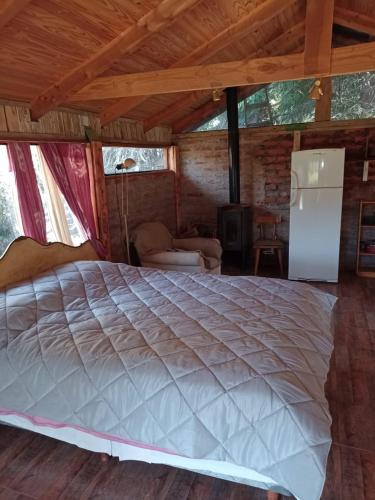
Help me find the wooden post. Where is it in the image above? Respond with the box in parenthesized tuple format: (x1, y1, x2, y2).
(304, 0, 334, 75)
(293, 130, 301, 151)
(315, 77, 332, 122)
(168, 146, 182, 235)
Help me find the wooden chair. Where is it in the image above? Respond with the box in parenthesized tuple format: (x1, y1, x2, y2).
(253, 215, 284, 276)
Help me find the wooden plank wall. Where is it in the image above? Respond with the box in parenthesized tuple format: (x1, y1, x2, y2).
(0, 103, 172, 144)
(101, 118, 171, 144)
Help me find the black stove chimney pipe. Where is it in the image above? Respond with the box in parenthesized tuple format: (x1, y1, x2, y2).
(226, 87, 240, 204)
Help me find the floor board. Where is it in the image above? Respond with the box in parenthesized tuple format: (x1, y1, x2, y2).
(0, 273, 374, 499)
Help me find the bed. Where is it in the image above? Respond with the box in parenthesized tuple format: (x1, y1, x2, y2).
(0, 238, 336, 500)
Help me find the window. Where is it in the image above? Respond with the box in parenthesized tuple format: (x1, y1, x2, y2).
(244, 80, 315, 127)
(0, 146, 21, 255)
(238, 89, 272, 128)
(0, 144, 85, 255)
(331, 71, 375, 120)
(102, 146, 166, 175)
(30, 146, 85, 246)
(193, 72, 375, 132)
(193, 80, 316, 132)
(195, 111, 228, 132)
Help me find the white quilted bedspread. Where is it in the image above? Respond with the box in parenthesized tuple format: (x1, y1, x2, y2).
(0, 261, 336, 500)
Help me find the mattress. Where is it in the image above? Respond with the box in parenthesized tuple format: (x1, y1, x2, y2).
(0, 261, 336, 499)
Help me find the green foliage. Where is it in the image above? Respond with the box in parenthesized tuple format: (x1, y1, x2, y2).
(0, 185, 18, 255)
(102, 147, 165, 175)
(262, 79, 315, 125)
(194, 71, 375, 132)
(332, 72, 375, 120)
(195, 111, 228, 132)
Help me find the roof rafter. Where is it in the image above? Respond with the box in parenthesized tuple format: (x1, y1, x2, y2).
(0, 0, 31, 30)
(30, 0, 202, 121)
(304, 0, 334, 75)
(100, 0, 298, 126)
(145, 22, 305, 132)
(334, 6, 375, 37)
(70, 41, 375, 101)
(143, 90, 213, 132)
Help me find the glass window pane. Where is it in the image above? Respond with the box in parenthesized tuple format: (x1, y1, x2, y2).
(62, 199, 86, 246)
(194, 80, 316, 131)
(193, 73, 375, 130)
(0, 145, 21, 255)
(195, 111, 228, 132)
(331, 71, 375, 120)
(31, 145, 57, 243)
(102, 147, 166, 175)
(266, 79, 316, 125)
(30, 145, 86, 246)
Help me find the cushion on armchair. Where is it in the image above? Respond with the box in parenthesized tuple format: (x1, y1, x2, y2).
(142, 250, 203, 267)
(131, 222, 173, 257)
(132, 222, 222, 274)
(173, 237, 222, 260)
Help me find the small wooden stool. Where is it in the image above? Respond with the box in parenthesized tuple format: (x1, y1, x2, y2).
(253, 215, 284, 276)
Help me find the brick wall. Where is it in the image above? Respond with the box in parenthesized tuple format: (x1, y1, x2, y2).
(106, 171, 176, 262)
(174, 127, 375, 270)
(177, 134, 229, 235)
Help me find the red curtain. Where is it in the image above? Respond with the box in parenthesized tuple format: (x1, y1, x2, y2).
(7, 143, 47, 243)
(40, 143, 105, 257)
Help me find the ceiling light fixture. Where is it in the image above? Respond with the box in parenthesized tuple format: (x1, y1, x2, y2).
(212, 89, 221, 102)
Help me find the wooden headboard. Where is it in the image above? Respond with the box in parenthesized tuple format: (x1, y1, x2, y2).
(0, 237, 99, 289)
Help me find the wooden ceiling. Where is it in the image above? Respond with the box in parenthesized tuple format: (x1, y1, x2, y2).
(0, 0, 374, 133)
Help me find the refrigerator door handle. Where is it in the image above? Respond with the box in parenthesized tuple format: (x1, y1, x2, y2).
(291, 169, 299, 189)
(290, 171, 299, 207)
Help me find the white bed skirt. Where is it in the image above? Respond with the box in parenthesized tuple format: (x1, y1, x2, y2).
(0, 414, 288, 496)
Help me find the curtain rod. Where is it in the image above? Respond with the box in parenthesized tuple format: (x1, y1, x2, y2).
(0, 137, 172, 148)
(0, 136, 88, 145)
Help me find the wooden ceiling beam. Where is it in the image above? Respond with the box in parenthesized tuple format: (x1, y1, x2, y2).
(0, 0, 31, 30)
(99, 0, 298, 125)
(71, 41, 375, 101)
(29, 0, 202, 121)
(172, 85, 265, 134)
(334, 6, 375, 37)
(142, 90, 212, 133)
(144, 22, 305, 132)
(304, 0, 334, 76)
(314, 77, 332, 122)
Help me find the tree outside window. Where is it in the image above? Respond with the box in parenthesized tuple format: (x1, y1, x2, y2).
(193, 71, 375, 132)
(102, 146, 165, 175)
(0, 146, 20, 255)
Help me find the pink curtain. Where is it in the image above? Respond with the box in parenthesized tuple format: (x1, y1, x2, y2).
(40, 143, 104, 258)
(7, 143, 47, 243)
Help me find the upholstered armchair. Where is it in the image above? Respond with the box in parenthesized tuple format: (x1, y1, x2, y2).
(131, 222, 222, 274)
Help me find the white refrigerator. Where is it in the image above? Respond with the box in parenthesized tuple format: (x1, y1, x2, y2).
(288, 148, 345, 282)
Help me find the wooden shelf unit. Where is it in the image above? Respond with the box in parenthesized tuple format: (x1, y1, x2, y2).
(356, 200, 375, 278)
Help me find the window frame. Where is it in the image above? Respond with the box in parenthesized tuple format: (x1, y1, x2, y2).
(0, 140, 89, 250)
(102, 142, 171, 177)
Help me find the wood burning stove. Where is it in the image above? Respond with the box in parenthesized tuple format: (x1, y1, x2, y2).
(218, 204, 251, 271)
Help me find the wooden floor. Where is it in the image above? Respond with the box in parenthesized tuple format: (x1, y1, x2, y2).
(0, 273, 374, 500)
